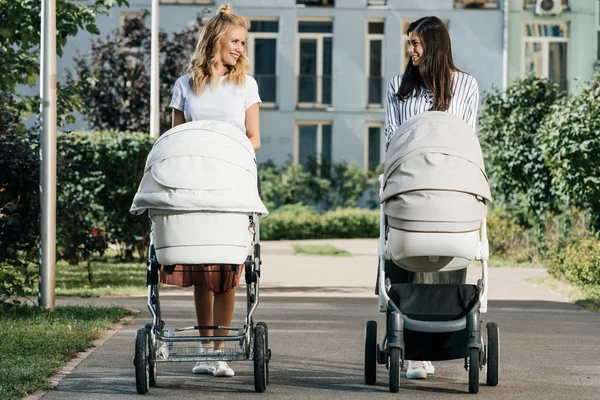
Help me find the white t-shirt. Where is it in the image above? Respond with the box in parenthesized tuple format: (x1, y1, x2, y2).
(170, 74, 261, 134)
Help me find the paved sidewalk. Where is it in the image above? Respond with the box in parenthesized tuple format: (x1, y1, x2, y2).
(29, 238, 579, 400)
(155, 238, 569, 303)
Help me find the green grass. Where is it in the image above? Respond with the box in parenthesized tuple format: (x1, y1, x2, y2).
(292, 244, 352, 257)
(22, 252, 148, 297)
(53, 256, 147, 297)
(488, 258, 545, 268)
(528, 275, 600, 312)
(0, 303, 134, 400)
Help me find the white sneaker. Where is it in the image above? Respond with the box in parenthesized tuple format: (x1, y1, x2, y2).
(192, 345, 212, 374)
(157, 341, 169, 360)
(209, 361, 235, 377)
(425, 361, 435, 375)
(406, 360, 427, 379)
(192, 361, 210, 374)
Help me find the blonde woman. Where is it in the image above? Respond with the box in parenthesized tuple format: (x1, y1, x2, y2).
(161, 3, 261, 377)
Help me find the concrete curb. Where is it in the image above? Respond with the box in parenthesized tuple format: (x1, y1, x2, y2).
(22, 308, 140, 400)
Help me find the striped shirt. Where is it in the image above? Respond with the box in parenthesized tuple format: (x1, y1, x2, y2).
(384, 71, 480, 149)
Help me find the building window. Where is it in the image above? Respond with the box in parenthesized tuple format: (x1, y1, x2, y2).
(367, 21, 384, 107)
(365, 123, 382, 171)
(295, 122, 332, 168)
(297, 20, 333, 108)
(523, 0, 568, 10)
(453, 0, 499, 8)
(368, 0, 387, 5)
(120, 12, 143, 54)
(523, 22, 569, 90)
(248, 19, 279, 107)
(296, 0, 335, 6)
(401, 19, 449, 71)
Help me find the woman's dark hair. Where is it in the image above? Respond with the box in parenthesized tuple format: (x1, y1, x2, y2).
(396, 16, 460, 111)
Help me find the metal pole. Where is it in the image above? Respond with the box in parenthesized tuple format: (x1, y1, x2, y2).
(502, 0, 509, 91)
(150, 0, 160, 138)
(39, 0, 57, 311)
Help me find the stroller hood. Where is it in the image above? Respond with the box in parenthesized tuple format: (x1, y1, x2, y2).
(130, 120, 268, 216)
(381, 111, 492, 204)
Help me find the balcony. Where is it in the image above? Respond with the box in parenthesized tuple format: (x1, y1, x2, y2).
(453, 0, 499, 9)
(296, 0, 335, 6)
(297, 75, 332, 108)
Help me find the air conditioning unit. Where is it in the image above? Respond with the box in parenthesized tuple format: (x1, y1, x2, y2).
(535, 0, 563, 15)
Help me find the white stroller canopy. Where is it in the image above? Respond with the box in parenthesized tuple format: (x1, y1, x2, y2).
(381, 111, 492, 206)
(381, 112, 492, 272)
(130, 120, 268, 216)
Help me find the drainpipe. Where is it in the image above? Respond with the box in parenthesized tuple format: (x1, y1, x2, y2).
(502, 0, 509, 91)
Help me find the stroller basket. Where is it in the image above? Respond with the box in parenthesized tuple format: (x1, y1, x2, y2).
(389, 283, 480, 361)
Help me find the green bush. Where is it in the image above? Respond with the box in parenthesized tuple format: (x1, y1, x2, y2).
(479, 74, 565, 223)
(540, 71, 600, 233)
(260, 207, 379, 240)
(258, 159, 375, 211)
(57, 131, 155, 262)
(0, 92, 39, 299)
(486, 206, 537, 263)
(546, 238, 600, 286)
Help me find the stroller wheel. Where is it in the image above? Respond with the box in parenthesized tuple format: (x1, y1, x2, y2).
(134, 328, 149, 394)
(144, 325, 157, 387)
(486, 322, 499, 386)
(364, 320, 377, 385)
(468, 347, 480, 394)
(253, 324, 267, 393)
(389, 347, 400, 393)
(257, 322, 270, 385)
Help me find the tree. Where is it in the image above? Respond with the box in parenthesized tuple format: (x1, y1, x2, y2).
(71, 9, 207, 134)
(541, 71, 600, 233)
(0, 92, 39, 299)
(478, 74, 565, 226)
(0, 0, 128, 299)
(0, 0, 129, 92)
(0, 0, 129, 125)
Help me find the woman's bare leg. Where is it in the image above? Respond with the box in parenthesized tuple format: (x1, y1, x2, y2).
(212, 287, 236, 351)
(194, 285, 214, 348)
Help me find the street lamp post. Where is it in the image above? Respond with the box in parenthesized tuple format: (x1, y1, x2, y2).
(39, 0, 57, 311)
(150, 0, 160, 138)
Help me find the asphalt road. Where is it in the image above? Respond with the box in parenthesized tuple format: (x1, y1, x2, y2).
(41, 295, 600, 400)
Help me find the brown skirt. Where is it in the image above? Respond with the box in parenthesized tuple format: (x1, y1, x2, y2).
(160, 264, 245, 294)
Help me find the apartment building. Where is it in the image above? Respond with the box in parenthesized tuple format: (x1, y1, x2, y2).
(507, 0, 599, 92)
(58, 0, 506, 166)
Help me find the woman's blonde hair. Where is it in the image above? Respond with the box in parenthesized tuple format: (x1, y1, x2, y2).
(187, 4, 250, 95)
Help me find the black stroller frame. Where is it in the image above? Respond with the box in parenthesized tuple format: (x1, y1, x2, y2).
(364, 176, 500, 394)
(133, 213, 271, 394)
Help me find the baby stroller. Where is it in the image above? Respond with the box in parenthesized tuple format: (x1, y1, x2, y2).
(129, 120, 270, 394)
(364, 112, 500, 394)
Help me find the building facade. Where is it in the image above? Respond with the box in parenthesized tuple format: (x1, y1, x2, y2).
(55, 0, 507, 166)
(507, 0, 599, 93)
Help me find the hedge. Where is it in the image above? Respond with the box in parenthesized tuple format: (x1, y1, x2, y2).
(546, 238, 600, 286)
(260, 207, 379, 240)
